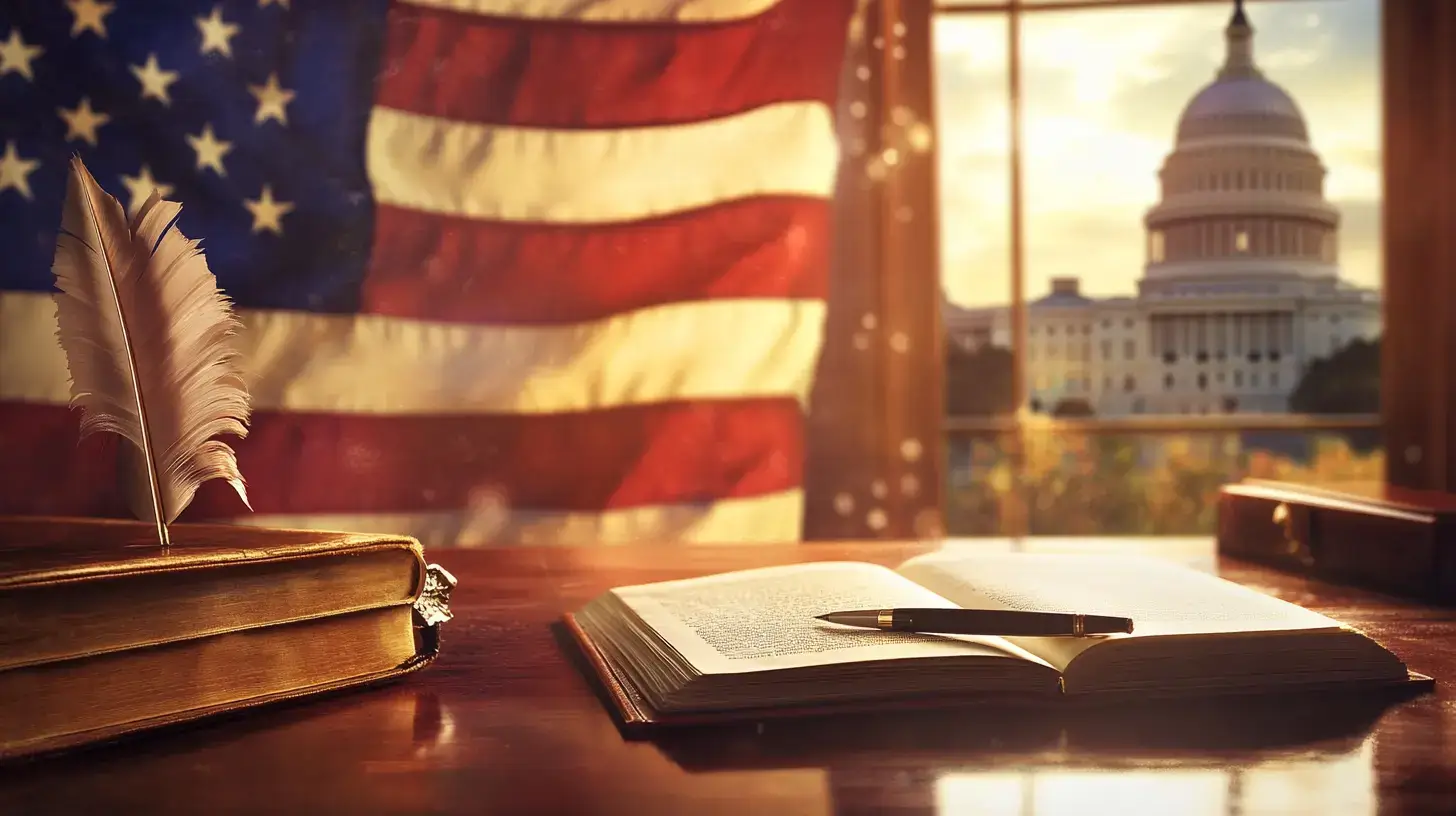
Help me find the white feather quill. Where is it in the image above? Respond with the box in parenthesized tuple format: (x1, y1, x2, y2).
(50, 156, 251, 546)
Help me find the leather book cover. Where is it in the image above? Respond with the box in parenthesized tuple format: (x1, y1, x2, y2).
(0, 516, 457, 763)
(0, 516, 425, 589)
(1218, 480, 1456, 603)
(6, 616, 444, 763)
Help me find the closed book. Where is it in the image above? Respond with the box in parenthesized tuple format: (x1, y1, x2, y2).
(1218, 479, 1456, 603)
(0, 516, 455, 761)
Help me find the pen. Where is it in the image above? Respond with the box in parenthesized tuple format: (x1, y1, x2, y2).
(815, 608, 1134, 637)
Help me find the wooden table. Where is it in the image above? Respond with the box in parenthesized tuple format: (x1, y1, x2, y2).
(3, 538, 1455, 815)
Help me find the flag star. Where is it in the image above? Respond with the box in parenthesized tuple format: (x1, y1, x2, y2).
(131, 53, 180, 105)
(244, 185, 295, 235)
(248, 72, 295, 126)
(120, 165, 174, 214)
(0, 29, 43, 82)
(66, 0, 114, 38)
(196, 5, 240, 58)
(186, 123, 232, 176)
(0, 141, 39, 199)
(58, 97, 110, 146)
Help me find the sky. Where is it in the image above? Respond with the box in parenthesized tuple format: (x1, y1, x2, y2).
(934, 0, 1381, 307)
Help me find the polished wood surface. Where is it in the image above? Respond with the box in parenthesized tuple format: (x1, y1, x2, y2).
(3, 538, 1455, 815)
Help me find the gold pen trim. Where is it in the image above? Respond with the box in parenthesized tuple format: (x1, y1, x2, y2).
(1073, 614, 1085, 636)
(877, 609, 893, 629)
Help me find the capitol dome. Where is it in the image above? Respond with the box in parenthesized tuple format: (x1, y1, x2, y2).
(1141, 0, 1339, 293)
(1174, 3, 1309, 145)
(1176, 76, 1308, 144)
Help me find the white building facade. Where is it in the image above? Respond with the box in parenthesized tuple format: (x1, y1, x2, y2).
(944, 2, 1379, 416)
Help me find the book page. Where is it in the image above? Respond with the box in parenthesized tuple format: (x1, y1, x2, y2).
(896, 551, 1342, 669)
(613, 562, 1052, 674)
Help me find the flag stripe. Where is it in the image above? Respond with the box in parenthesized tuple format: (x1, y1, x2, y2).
(1, 291, 824, 414)
(365, 102, 837, 224)
(397, 0, 785, 23)
(0, 0, 853, 545)
(240, 489, 805, 547)
(360, 197, 829, 324)
(0, 398, 803, 516)
(379, 0, 844, 129)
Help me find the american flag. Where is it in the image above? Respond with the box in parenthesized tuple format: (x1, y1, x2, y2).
(0, 0, 854, 545)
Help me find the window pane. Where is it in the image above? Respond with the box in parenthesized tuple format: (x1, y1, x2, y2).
(936, 14, 1015, 416)
(946, 429, 1384, 535)
(940, 1, 1382, 419)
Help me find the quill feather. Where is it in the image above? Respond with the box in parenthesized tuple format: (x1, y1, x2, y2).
(50, 157, 251, 545)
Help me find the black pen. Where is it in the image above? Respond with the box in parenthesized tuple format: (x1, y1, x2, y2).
(815, 608, 1134, 637)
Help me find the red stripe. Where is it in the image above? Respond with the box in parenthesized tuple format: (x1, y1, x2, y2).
(378, 0, 854, 128)
(0, 400, 803, 519)
(360, 197, 829, 324)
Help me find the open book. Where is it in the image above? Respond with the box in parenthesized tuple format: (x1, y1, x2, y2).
(567, 552, 1420, 723)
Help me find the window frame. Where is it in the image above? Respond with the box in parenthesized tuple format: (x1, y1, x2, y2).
(930, 0, 1386, 534)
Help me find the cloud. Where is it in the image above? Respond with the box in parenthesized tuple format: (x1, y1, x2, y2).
(1025, 210, 1149, 298)
(1332, 198, 1381, 289)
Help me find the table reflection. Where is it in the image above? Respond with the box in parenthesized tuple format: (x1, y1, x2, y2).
(934, 738, 1372, 815)
(0, 688, 460, 814)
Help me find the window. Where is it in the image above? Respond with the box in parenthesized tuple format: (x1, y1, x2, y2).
(936, 0, 1383, 536)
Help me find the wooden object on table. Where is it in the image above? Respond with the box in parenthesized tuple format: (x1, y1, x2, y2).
(1, 539, 1454, 815)
(1218, 479, 1456, 603)
(0, 516, 455, 761)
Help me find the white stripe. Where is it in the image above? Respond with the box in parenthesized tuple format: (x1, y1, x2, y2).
(399, 0, 783, 23)
(1, 291, 824, 415)
(240, 490, 804, 546)
(366, 102, 838, 224)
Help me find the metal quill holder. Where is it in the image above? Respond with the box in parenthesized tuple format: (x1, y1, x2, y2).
(413, 564, 460, 657)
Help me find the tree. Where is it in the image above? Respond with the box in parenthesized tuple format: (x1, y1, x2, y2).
(945, 343, 1013, 416)
(1289, 337, 1381, 453)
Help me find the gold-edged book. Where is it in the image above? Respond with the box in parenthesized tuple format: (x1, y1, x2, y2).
(0, 516, 456, 762)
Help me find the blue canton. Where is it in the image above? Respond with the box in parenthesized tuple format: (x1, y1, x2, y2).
(0, 0, 390, 313)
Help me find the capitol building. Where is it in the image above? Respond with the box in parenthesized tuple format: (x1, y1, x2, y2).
(943, 1, 1380, 416)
